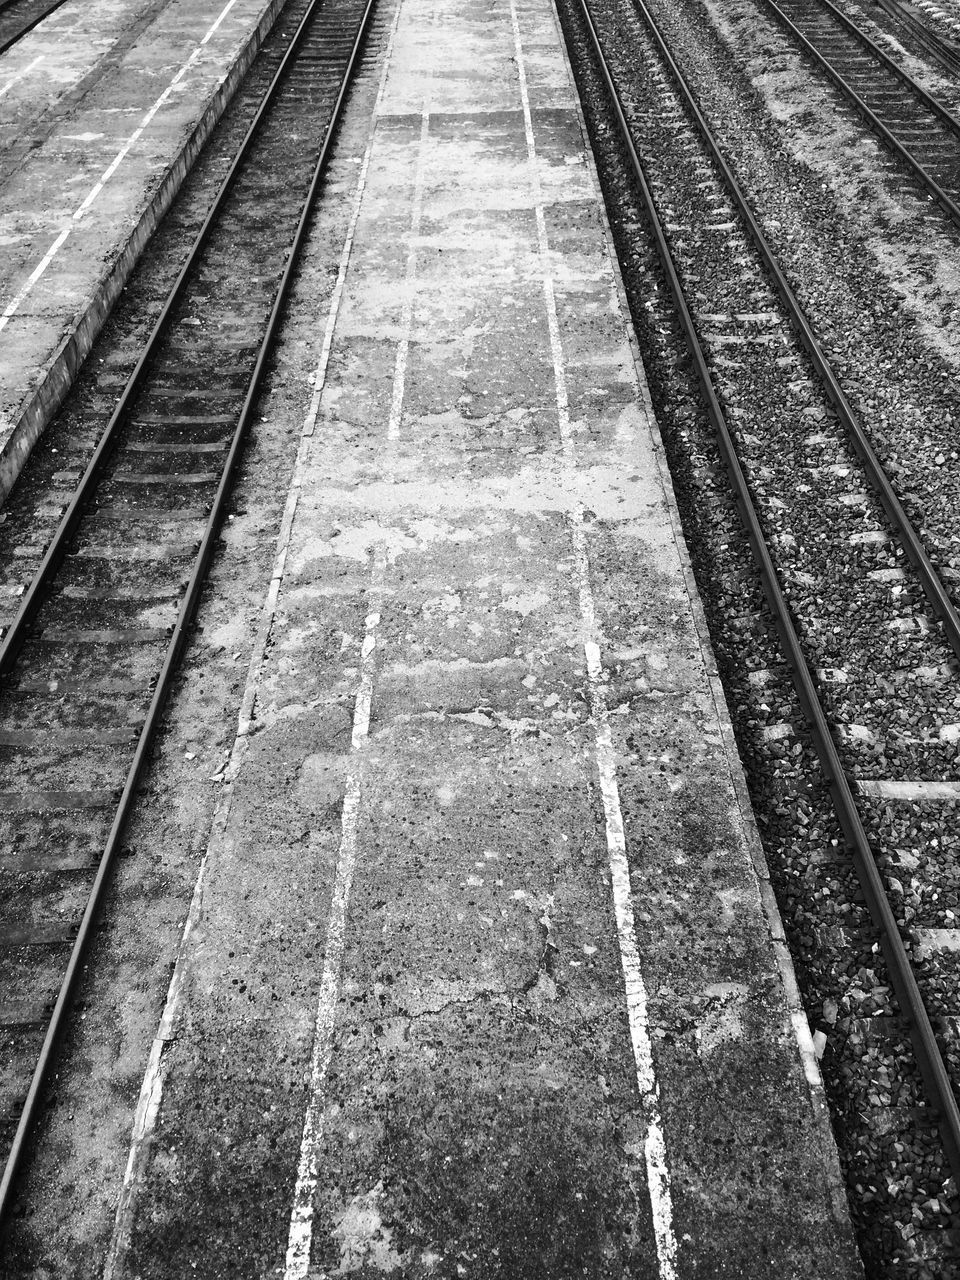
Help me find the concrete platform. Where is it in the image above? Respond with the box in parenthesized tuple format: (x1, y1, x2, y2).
(92, 0, 866, 1274)
(0, 0, 284, 500)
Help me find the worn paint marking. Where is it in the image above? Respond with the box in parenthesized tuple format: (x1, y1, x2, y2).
(283, 579, 384, 1279)
(282, 64, 433, 1280)
(509, 2, 679, 1275)
(548, 0, 853, 1228)
(99, 8, 403, 1273)
(0, 54, 44, 101)
(0, 0, 239, 333)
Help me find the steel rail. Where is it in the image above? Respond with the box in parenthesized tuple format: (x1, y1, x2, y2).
(571, 0, 960, 1180)
(0, 0, 72, 56)
(0, 0, 314, 678)
(761, 0, 960, 228)
(872, 0, 960, 79)
(0, 0, 378, 1225)
(794, 0, 960, 133)
(627, 0, 960, 667)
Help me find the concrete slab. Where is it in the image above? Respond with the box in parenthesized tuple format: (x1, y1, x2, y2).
(0, 0, 166, 154)
(0, 0, 286, 501)
(103, 0, 866, 1274)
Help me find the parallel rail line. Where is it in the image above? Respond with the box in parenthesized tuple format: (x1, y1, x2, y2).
(761, 0, 960, 228)
(873, 0, 960, 78)
(0, 0, 376, 1226)
(569, 0, 960, 1203)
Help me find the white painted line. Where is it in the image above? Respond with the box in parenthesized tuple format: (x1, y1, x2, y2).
(283, 570, 384, 1279)
(386, 112, 430, 441)
(300, 135, 393, 441)
(548, 0, 853, 1232)
(283, 39, 430, 1277)
(510, 4, 679, 1276)
(0, 54, 44, 101)
(76, 0, 238, 221)
(0, 228, 70, 325)
(0, 0, 239, 334)
(100, 7, 402, 1269)
(857, 779, 960, 801)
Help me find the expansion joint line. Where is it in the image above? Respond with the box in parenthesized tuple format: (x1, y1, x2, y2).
(509, 1, 679, 1276)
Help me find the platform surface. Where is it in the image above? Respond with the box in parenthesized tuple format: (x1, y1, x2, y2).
(0, 0, 280, 497)
(75, 0, 867, 1273)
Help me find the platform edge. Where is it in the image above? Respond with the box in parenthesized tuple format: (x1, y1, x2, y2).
(0, 0, 288, 504)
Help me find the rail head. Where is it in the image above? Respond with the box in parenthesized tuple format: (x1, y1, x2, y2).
(607, 0, 960, 668)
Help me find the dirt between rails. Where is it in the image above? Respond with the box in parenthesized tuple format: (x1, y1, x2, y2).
(0, 21, 393, 1280)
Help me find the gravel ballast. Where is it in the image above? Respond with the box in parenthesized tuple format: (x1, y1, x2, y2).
(552, 0, 960, 1271)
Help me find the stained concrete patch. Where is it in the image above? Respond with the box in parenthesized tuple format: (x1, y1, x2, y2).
(329, 1181, 405, 1273)
(314, 1067, 659, 1279)
(126, 1021, 306, 1278)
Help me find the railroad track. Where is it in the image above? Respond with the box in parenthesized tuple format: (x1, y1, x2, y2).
(0, 0, 377, 1227)
(872, 0, 960, 77)
(0, 0, 71, 56)
(557, 0, 960, 1268)
(759, 0, 960, 226)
